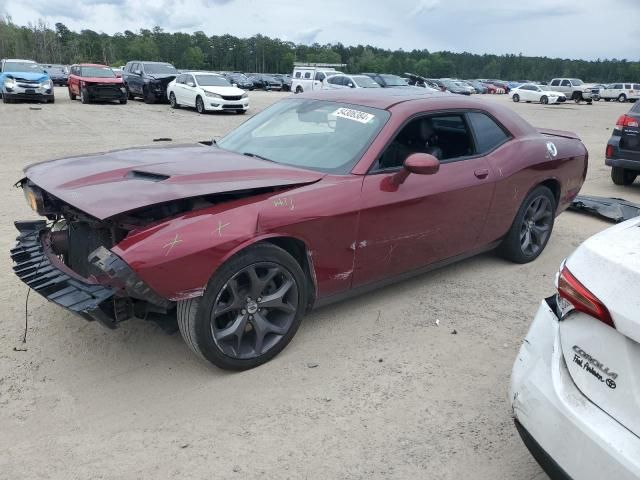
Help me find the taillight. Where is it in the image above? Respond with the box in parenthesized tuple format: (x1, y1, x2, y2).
(557, 265, 614, 328)
(616, 114, 639, 129)
(606, 144, 614, 158)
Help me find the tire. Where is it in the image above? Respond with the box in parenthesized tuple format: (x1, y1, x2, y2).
(169, 92, 179, 109)
(572, 92, 582, 103)
(618, 94, 627, 103)
(512, 94, 520, 103)
(604, 98, 610, 102)
(177, 243, 307, 370)
(611, 167, 637, 186)
(119, 98, 127, 105)
(127, 88, 134, 100)
(195, 95, 205, 114)
(295, 86, 303, 94)
(49, 97, 55, 104)
(68, 88, 76, 100)
(80, 88, 89, 104)
(540, 95, 548, 105)
(143, 87, 155, 104)
(2, 94, 11, 104)
(498, 185, 556, 264)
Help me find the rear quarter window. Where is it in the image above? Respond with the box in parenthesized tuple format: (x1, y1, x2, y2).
(467, 112, 510, 154)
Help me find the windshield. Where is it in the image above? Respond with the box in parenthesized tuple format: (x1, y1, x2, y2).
(2, 61, 42, 73)
(218, 99, 390, 173)
(353, 76, 381, 88)
(81, 66, 116, 78)
(144, 63, 177, 75)
(231, 74, 248, 81)
(47, 66, 67, 74)
(570, 79, 584, 85)
(196, 75, 230, 87)
(380, 74, 407, 86)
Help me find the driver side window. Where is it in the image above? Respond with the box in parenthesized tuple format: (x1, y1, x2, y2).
(376, 113, 474, 171)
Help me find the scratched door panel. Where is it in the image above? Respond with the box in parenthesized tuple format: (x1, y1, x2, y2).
(560, 313, 640, 437)
(353, 158, 495, 286)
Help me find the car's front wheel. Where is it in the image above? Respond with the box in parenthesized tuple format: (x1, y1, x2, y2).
(540, 95, 548, 104)
(195, 95, 205, 114)
(169, 92, 179, 109)
(611, 167, 637, 185)
(80, 88, 89, 104)
(177, 243, 307, 370)
(512, 94, 520, 102)
(498, 185, 556, 264)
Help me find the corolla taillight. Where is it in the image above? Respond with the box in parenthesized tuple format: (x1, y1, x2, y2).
(557, 265, 614, 328)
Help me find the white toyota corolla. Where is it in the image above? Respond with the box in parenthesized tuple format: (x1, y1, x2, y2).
(510, 216, 640, 479)
(167, 71, 248, 114)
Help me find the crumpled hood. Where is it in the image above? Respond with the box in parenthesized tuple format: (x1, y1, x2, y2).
(24, 145, 325, 220)
(4, 71, 48, 82)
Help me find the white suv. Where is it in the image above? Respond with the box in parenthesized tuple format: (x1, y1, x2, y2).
(511, 217, 640, 479)
(598, 83, 640, 102)
(291, 63, 344, 94)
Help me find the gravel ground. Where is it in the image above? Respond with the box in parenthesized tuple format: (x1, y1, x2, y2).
(1, 89, 638, 480)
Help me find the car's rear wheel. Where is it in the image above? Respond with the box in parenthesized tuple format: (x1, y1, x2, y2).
(195, 95, 205, 114)
(540, 95, 548, 104)
(512, 94, 520, 102)
(618, 94, 627, 103)
(177, 243, 307, 370)
(498, 185, 556, 264)
(169, 92, 179, 109)
(611, 167, 637, 185)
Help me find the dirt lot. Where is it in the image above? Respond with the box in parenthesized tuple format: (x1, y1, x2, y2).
(1, 89, 638, 480)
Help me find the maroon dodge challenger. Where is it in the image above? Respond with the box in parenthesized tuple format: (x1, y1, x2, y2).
(12, 90, 587, 370)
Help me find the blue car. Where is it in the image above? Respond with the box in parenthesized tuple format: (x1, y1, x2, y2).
(1, 58, 55, 104)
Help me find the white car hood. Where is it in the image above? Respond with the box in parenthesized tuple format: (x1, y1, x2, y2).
(566, 217, 640, 342)
(201, 86, 246, 96)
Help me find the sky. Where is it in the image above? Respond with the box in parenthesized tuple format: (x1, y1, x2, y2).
(3, 0, 640, 60)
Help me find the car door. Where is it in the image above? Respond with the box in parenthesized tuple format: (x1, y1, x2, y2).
(353, 111, 497, 286)
(131, 63, 144, 95)
(313, 71, 326, 91)
(182, 74, 197, 107)
(68, 66, 78, 95)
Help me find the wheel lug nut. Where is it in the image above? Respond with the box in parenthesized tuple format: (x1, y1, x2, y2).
(241, 309, 246, 314)
(249, 315, 254, 320)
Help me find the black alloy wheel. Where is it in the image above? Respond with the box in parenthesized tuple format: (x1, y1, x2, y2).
(519, 196, 553, 257)
(210, 263, 299, 360)
(498, 185, 556, 263)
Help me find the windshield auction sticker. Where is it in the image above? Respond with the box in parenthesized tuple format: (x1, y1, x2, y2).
(333, 107, 375, 124)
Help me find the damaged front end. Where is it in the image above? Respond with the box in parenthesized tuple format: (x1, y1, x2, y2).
(11, 181, 173, 329)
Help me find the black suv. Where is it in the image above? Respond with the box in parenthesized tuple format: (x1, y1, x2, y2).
(122, 61, 178, 103)
(222, 73, 254, 90)
(606, 101, 640, 185)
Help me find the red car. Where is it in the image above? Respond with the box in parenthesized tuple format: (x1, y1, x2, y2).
(12, 90, 587, 370)
(68, 63, 127, 104)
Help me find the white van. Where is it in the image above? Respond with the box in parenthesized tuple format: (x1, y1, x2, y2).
(291, 63, 345, 94)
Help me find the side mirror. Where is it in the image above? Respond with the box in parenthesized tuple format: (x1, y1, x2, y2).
(348, 83, 354, 88)
(404, 153, 440, 175)
(187, 82, 195, 87)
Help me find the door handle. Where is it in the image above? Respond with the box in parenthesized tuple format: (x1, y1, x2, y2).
(474, 169, 489, 179)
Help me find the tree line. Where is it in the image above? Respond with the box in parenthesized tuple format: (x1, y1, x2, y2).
(1, 17, 639, 82)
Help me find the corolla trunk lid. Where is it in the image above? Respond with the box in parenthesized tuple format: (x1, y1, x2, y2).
(24, 145, 324, 220)
(559, 217, 640, 437)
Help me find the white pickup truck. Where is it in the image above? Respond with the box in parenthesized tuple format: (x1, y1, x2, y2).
(291, 63, 345, 94)
(548, 78, 597, 103)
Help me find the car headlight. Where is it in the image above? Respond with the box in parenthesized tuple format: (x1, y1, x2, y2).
(4, 77, 16, 89)
(23, 184, 45, 213)
(241, 92, 248, 99)
(204, 91, 221, 98)
(41, 79, 53, 89)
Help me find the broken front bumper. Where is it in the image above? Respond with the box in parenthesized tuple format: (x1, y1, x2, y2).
(510, 297, 640, 480)
(10, 221, 171, 328)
